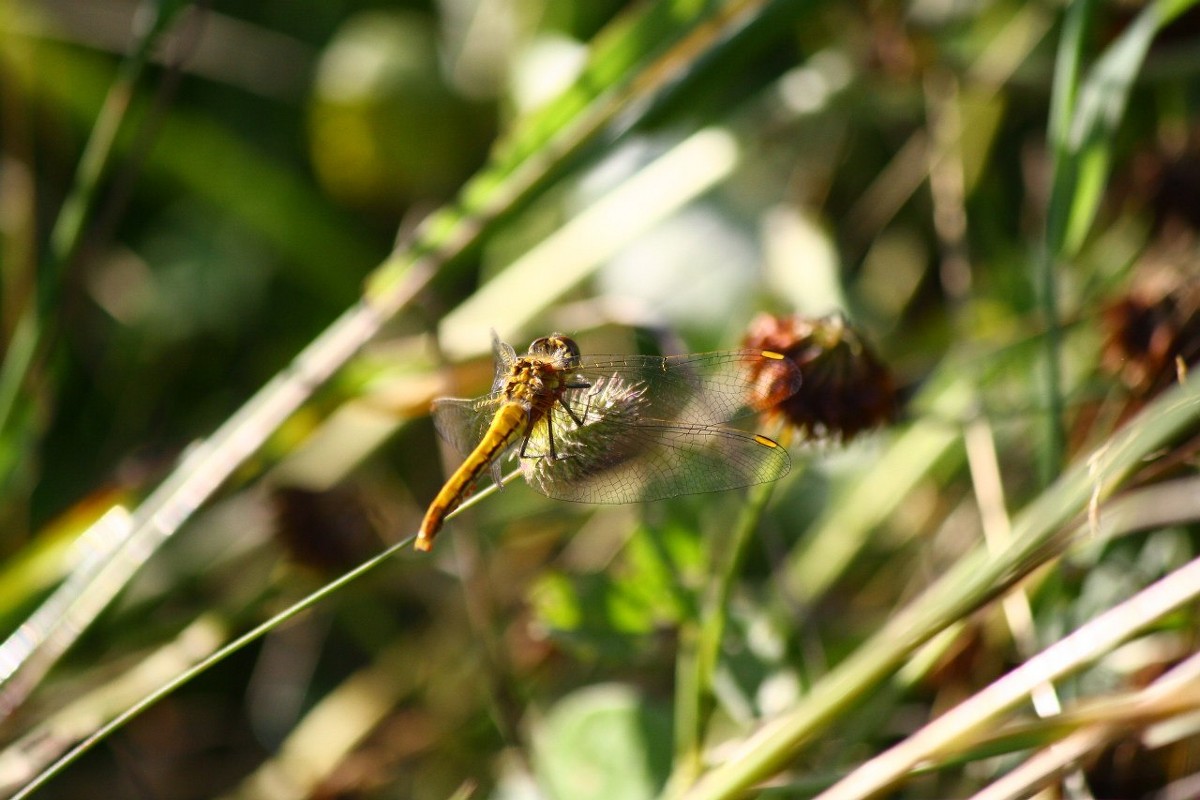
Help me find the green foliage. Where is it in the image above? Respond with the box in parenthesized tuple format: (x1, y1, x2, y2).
(2, 1, 1200, 799)
(533, 684, 674, 800)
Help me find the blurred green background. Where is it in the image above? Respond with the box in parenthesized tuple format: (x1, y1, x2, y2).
(2, 0, 1200, 798)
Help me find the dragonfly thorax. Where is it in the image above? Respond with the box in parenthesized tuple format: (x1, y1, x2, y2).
(503, 356, 577, 410)
(499, 333, 583, 411)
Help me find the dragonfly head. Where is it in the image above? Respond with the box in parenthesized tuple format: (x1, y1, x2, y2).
(528, 333, 582, 369)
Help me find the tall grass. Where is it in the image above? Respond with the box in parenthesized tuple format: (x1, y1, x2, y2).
(1, 1, 1199, 798)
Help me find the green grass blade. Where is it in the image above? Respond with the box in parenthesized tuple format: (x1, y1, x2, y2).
(1036, 0, 1195, 484)
(1054, 0, 1197, 257)
(681, 372, 1200, 799)
(366, 0, 781, 301)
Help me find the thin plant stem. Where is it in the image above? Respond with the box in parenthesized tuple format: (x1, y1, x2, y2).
(669, 463, 792, 795)
(6, 473, 509, 799)
(0, 295, 400, 717)
(0, 0, 190, 446)
(681, 371, 1200, 800)
(1034, 0, 1195, 484)
(815, 555, 1200, 800)
(1034, 0, 1093, 484)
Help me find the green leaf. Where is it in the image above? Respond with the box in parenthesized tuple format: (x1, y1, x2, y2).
(1050, 0, 1199, 258)
(533, 684, 673, 800)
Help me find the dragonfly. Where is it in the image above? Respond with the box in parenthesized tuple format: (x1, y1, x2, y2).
(416, 332, 802, 551)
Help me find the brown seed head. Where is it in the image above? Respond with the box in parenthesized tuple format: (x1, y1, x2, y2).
(1102, 279, 1200, 399)
(743, 313, 898, 442)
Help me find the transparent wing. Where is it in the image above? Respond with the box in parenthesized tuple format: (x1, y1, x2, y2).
(432, 334, 518, 457)
(572, 350, 800, 425)
(430, 343, 797, 505)
(518, 376, 790, 503)
(431, 395, 504, 458)
(489, 332, 518, 394)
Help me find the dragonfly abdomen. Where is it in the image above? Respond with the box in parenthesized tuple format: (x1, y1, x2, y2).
(416, 402, 532, 551)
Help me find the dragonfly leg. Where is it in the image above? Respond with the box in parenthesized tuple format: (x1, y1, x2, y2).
(558, 395, 587, 428)
(519, 428, 550, 459)
(518, 413, 573, 462)
(564, 380, 591, 425)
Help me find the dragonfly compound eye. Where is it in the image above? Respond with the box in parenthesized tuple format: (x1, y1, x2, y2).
(528, 334, 581, 368)
(554, 336, 581, 367)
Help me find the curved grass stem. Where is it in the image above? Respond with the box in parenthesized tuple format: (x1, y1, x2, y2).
(5, 474, 508, 799)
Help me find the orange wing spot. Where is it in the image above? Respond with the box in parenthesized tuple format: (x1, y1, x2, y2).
(753, 434, 780, 448)
(761, 350, 786, 360)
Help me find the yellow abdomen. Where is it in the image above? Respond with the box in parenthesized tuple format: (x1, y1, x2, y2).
(416, 403, 530, 551)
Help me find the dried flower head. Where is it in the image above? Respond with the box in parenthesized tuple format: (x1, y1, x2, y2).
(1102, 272, 1200, 400)
(743, 313, 898, 442)
(1089, 254, 1200, 478)
(522, 375, 649, 490)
